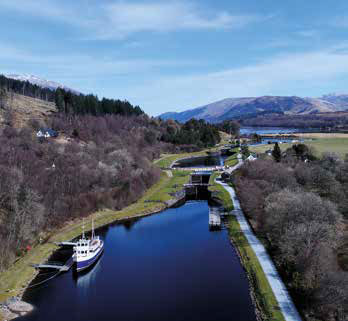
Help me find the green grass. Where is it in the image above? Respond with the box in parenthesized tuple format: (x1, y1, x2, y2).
(0, 170, 190, 302)
(228, 216, 285, 321)
(224, 147, 240, 167)
(155, 152, 205, 168)
(209, 173, 284, 320)
(249, 143, 292, 154)
(155, 147, 223, 169)
(250, 137, 348, 159)
(208, 172, 234, 211)
(305, 138, 348, 159)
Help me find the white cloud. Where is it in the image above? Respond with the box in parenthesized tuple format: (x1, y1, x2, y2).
(0, 43, 201, 81)
(116, 48, 348, 115)
(0, 0, 263, 39)
(97, 2, 256, 38)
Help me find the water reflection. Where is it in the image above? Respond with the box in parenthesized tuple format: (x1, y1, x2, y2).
(73, 257, 102, 292)
(20, 201, 256, 321)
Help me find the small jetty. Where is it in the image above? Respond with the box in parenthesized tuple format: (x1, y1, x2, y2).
(54, 241, 77, 247)
(31, 256, 74, 272)
(209, 207, 221, 229)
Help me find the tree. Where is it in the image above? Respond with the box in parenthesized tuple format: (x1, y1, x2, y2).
(241, 144, 250, 158)
(272, 142, 281, 162)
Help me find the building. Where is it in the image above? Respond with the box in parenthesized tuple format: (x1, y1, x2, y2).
(36, 128, 58, 138)
(246, 154, 257, 162)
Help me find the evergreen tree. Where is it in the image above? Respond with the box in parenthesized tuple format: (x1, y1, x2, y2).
(55, 88, 64, 112)
(241, 144, 250, 158)
(272, 142, 282, 162)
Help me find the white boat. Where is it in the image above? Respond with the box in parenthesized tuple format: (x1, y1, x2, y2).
(73, 220, 104, 272)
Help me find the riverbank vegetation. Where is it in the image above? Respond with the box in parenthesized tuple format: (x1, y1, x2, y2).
(0, 168, 189, 301)
(208, 173, 233, 211)
(0, 111, 220, 272)
(234, 146, 348, 321)
(208, 173, 285, 320)
(227, 216, 285, 321)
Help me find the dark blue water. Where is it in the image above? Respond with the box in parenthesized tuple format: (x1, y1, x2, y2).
(20, 201, 256, 321)
(172, 156, 222, 168)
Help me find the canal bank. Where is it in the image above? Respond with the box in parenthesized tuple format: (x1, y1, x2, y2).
(213, 178, 301, 321)
(0, 169, 191, 313)
(17, 197, 257, 321)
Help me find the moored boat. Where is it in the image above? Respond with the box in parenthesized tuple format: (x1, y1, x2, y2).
(73, 220, 104, 272)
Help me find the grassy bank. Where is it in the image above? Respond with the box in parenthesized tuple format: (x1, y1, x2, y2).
(227, 216, 285, 321)
(155, 151, 211, 168)
(0, 169, 190, 303)
(208, 172, 234, 211)
(224, 147, 240, 167)
(209, 174, 285, 321)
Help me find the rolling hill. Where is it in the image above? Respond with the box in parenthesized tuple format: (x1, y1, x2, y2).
(159, 95, 342, 123)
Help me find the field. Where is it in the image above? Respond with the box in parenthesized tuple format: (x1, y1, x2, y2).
(250, 134, 348, 159)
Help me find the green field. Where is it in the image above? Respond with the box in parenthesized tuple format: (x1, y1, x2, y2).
(250, 137, 348, 159)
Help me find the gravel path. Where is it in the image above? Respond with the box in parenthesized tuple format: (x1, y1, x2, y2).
(216, 178, 302, 321)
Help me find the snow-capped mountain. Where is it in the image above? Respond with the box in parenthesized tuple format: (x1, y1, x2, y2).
(5, 73, 80, 94)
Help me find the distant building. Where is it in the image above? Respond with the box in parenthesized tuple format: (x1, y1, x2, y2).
(36, 128, 58, 138)
(265, 149, 273, 156)
(246, 154, 257, 162)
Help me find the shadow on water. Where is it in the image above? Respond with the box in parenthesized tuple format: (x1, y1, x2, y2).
(172, 155, 221, 168)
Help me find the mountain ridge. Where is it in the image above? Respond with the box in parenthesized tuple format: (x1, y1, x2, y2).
(159, 95, 346, 123)
(5, 73, 80, 94)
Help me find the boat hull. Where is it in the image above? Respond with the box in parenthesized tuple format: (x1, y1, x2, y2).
(76, 242, 104, 272)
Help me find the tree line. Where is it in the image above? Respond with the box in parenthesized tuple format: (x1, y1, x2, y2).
(240, 112, 348, 130)
(160, 118, 221, 148)
(234, 147, 348, 321)
(0, 74, 143, 117)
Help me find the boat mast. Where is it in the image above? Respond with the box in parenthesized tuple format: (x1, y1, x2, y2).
(92, 218, 95, 239)
(82, 218, 85, 239)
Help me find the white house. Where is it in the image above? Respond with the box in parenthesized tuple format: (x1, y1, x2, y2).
(246, 154, 257, 162)
(36, 128, 58, 138)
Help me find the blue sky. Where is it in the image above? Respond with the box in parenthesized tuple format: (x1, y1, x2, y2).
(2, 0, 348, 115)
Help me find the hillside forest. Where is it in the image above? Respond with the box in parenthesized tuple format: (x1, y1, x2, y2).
(0, 75, 222, 271)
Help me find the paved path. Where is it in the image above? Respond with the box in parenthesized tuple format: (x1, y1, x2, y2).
(216, 178, 302, 321)
(165, 170, 173, 178)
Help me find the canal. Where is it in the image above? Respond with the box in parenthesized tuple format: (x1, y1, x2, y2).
(19, 200, 256, 321)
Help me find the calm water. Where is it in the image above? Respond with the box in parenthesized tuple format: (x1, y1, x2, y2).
(20, 201, 256, 321)
(240, 126, 300, 135)
(172, 155, 224, 168)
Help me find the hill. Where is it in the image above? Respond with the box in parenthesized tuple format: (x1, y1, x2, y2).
(0, 91, 56, 127)
(159, 95, 340, 123)
(321, 93, 348, 110)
